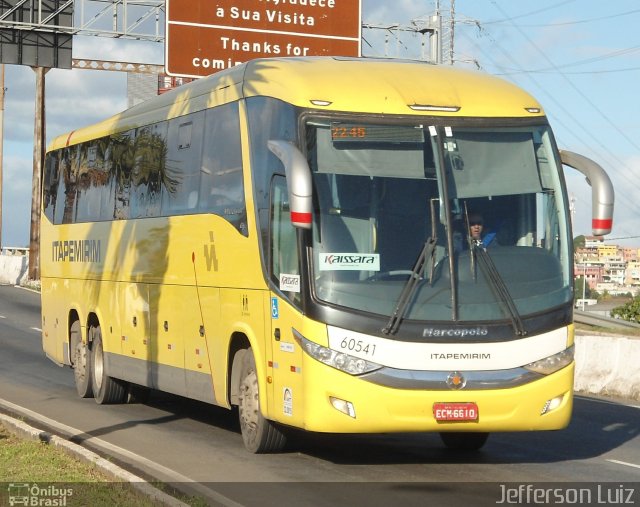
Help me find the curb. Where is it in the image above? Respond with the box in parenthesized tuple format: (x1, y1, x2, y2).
(0, 412, 189, 507)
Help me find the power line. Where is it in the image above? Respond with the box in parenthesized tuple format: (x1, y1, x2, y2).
(605, 236, 640, 241)
(488, 1, 640, 155)
(458, 10, 640, 240)
(493, 46, 640, 74)
(488, 7, 640, 27)
(497, 66, 640, 76)
(480, 0, 577, 24)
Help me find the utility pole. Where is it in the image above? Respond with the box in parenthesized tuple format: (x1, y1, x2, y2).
(449, 0, 456, 65)
(29, 67, 48, 280)
(0, 64, 4, 251)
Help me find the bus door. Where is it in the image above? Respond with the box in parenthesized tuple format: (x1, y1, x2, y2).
(267, 176, 305, 426)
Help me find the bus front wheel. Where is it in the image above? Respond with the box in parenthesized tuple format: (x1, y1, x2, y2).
(237, 348, 286, 453)
(71, 320, 93, 398)
(439, 432, 489, 451)
(90, 325, 127, 405)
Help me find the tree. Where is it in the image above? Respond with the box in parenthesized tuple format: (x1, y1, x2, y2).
(574, 276, 593, 304)
(573, 235, 586, 254)
(611, 297, 640, 323)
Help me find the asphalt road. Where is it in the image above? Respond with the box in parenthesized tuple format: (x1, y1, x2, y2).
(0, 284, 638, 506)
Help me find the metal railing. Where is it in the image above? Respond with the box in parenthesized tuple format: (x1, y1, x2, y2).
(0, 247, 29, 256)
(574, 309, 640, 330)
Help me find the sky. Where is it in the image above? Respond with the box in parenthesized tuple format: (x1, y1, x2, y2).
(1, 0, 639, 248)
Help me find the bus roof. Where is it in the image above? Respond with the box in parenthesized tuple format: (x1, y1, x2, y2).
(49, 57, 546, 150)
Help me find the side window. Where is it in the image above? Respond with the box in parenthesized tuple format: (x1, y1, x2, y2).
(113, 130, 135, 220)
(57, 146, 77, 224)
(201, 102, 246, 234)
(43, 151, 60, 222)
(75, 142, 106, 222)
(270, 176, 300, 306)
(131, 122, 167, 218)
(246, 97, 298, 266)
(161, 112, 205, 215)
(98, 136, 117, 220)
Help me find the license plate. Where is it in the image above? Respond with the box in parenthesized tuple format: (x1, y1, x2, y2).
(433, 402, 479, 422)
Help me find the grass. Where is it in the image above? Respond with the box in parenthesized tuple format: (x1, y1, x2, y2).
(0, 424, 167, 506)
(574, 322, 640, 337)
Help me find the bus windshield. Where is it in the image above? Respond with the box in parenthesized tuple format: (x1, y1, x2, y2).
(306, 120, 572, 324)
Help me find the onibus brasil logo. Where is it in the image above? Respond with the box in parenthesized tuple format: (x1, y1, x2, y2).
(7, 483, 73, 506)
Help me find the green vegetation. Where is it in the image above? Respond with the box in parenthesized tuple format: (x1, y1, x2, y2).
(611, 296, 640, 324)
(0, 424, 162, 506)
(574, 276, 600, 304)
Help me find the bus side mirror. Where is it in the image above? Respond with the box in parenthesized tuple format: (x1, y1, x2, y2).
(560, 150, 614, 236)
(267, 140, 313, 229)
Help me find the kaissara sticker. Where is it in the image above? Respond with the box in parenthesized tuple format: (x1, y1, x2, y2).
(319, 253, 380, 271)
(279, 273, 300, 292)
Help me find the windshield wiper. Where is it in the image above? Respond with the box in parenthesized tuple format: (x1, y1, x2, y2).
(472, 244, 527, 336)
(382, 237, 437, 335)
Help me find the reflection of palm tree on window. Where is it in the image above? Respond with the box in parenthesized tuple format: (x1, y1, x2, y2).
(134, 132, 177, 194)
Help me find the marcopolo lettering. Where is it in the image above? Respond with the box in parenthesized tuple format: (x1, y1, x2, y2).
(52, 240, 101, 263)
(423, 327, 489, 338)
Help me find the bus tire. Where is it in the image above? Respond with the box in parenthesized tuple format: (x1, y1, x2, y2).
(126, 384, 151, 404)
(90, 326, 127, 405)
(439, 432, 489, 451)
(238, 348, 286, 453)
(71, 320, 93, 398)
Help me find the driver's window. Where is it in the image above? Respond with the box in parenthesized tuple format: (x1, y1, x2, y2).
(270, 176, 301, 305)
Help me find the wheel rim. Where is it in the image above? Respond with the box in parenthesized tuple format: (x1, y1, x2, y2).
(74, 342, 87, 382)
(239, 369, 260, 431)
(93, 341, 104, 391)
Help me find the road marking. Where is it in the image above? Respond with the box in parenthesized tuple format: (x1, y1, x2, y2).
(607, 459, 640, 470)
(30, 327, 42, 333)
(0, 315, 6, 318)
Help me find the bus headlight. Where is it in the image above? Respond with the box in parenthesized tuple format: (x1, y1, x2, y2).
(293, 330, 382, 375)
(524, 345, 574, 375)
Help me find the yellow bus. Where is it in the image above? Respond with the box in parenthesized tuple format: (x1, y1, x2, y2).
(41, 57, 614, 453)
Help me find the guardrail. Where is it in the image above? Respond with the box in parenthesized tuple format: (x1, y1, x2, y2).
(1, 247, 29, 256)
(574, 309, 640, 330)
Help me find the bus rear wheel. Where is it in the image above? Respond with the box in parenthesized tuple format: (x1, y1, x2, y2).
(71, 320, 93, 398)
(238, 348, 286, 453)
(439, 432, 489, 451)
(90, 325, 127, 404)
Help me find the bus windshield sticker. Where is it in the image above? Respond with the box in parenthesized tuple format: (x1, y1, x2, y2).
(279, 274, 300, 292)
(318, 253, 380, 271)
